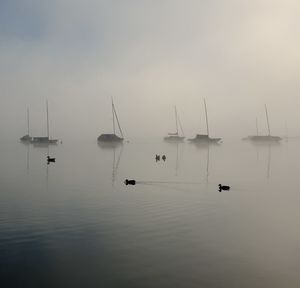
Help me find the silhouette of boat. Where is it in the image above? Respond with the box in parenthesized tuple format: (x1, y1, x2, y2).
(189, 99, 221, 144)
(31, 100, 58, 145)
(20, 135, 32, 142)
(164, 106, 185, 142)
(244, 105, 281, 143)
(31, 137, 58, 145)
(20, 108, 33, 143)
(97, 98, 124, 144)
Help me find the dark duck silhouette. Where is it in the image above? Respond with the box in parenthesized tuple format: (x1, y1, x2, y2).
(47, 156, 56, 164)
(219, 184, 230, 192)
(124, 179, 136, 185)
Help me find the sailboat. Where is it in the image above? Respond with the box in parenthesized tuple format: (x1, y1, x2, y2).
(97, 98, 124, 144)
(20, 108, 32, 143)
(164, 106, 185, 142)
(242, 118, 259, 140)
(31, 100, 58, 145)
(245, 105, 281, 142)
(189, 99, 222, 144)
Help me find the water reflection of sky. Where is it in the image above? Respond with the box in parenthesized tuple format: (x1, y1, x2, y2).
(0, 140, 299, 287)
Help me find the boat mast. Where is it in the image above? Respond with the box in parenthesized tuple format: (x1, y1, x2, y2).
(265, 104, 271, 136)
(175, 106, 178, 135)
(256, 118, 259, 136)
(112, 99, 124, 138)
(27, 108, 30, 136)
(46, 100, 49, 139)
(204, 98, 209, 137)
(112, 98, 116, 134)
(178, 112, 185, 137)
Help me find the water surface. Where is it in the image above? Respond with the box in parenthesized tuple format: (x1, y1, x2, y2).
(1, 139, 299, 287)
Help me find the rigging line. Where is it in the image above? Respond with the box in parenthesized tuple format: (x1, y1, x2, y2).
(27, 108, 30, 135)
(177, 108, 185, 137)
(265, 104, 271, 136)
(113, 101, 124, 138)
(175, 106, 178, 134)
(256, 118, 259, 136)
(204, 98, 209, 136)
(111, 98, 116, 134)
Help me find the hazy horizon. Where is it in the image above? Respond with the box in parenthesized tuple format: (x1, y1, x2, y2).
(1, 0, 300, 140)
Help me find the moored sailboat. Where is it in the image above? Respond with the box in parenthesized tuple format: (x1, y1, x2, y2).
(31, 100, 58, 145)
(244, 105, 281, 143)
(97, 98, 124, 144)
(20, 108, 32, 143)
(189, 99, 221, 144)
(164, 106, 185, 142)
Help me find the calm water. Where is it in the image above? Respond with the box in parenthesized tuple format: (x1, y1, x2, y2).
(1, 139, 299, 287)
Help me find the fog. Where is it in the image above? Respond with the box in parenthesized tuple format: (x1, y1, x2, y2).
(1, 0, 300, 141)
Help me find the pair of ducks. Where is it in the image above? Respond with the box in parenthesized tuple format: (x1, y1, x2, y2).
(155, 154, 166, 162)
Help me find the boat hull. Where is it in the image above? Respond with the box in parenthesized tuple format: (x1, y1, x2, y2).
(31, 137, 58, 145)
(20, 135, 32, 143)
(188, 134, 221, 144)
(164, 135, 185, 142)
(245, 135, 282, 142)
(97, 134, 123, 143)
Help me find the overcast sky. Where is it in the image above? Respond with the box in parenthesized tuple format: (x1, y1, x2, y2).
(1, 0, 300, 140)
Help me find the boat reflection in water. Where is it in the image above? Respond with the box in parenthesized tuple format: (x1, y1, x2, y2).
(97, 140, 123, 150)
(97, 141, 123, 186)
(165, 141, 184, 176)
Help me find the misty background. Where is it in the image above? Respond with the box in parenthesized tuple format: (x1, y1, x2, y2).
(1, 0, 300, 141)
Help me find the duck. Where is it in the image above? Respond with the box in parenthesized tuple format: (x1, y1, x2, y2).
(47, 156, 56, 164)
(219, 184, 230, 192)
(124, 179, 136, 185)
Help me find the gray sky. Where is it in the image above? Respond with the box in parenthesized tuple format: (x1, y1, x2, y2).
(1, 0, 300, 140)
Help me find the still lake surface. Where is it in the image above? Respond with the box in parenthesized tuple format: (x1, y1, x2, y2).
(0, 139, 299, 287)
